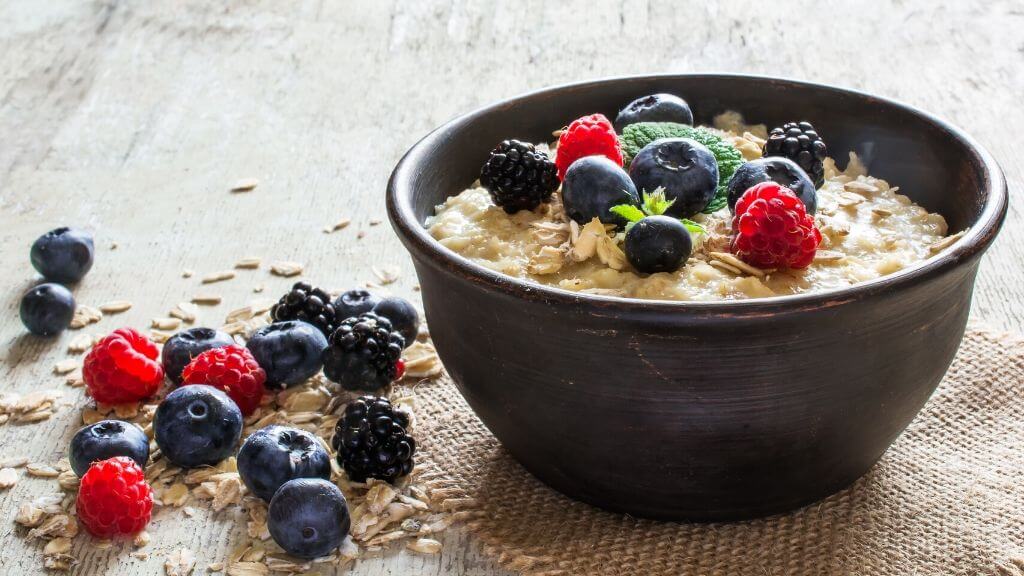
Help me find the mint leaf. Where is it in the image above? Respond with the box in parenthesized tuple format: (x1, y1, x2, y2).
(619, 122, 744, 214)
(609, 204, 645, 223)
(641, 189, 675, 216)
(680, 219, 706, 235)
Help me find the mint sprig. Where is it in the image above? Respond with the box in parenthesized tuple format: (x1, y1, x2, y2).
(619, 122, 744, 214)
(610, 189, 706, 235)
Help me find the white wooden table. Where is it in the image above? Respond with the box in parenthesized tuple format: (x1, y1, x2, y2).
(1, 1, 1021, 573)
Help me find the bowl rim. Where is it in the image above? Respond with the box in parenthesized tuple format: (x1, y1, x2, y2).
(387, 73, 1008, 314)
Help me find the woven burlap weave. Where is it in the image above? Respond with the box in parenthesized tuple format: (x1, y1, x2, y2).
(411, 329, 1024, 576)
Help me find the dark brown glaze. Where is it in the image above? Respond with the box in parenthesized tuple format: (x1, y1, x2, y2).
(386, 75, 1007, 520)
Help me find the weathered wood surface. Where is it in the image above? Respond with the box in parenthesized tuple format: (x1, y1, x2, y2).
(0, 1, 1021, 574)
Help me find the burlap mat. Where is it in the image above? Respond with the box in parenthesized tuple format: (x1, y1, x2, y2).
(410, 329, 1024, 576)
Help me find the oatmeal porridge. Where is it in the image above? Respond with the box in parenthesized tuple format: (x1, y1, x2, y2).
(426, 103, 956, 301)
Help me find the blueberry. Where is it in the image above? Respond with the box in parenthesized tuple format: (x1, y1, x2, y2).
(561, 156, 640, 226)
(19, 283, 75, 337)
(624, 216, 693, 274)
(615, 93, 694, 131)
(726, 157, 817, 214)
(154, 385, 242, 468)
(237, 425, 331, 502)
(371, 297, 419, 347)
(333, 290, 379, 322)
(246, 321, 328, 388)
(629, 138, 719, 218)
(30, 227, 94, 284)
(268, 478, 351, 559)
(69, 420, 150, 477)
(161, 327, 234, 384)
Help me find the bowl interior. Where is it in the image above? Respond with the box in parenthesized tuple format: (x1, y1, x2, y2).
(392, 75, 1004, 307)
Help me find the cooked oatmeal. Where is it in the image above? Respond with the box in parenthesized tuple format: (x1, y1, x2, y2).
(426, 113, 952, 301)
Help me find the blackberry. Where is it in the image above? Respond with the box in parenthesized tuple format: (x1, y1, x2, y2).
(763, 121, 827, 188)
(331, 396, 415, 483)
(271, 282, 337, 337)
(479, 140, 559, 213)
(322, 312, 405, 391)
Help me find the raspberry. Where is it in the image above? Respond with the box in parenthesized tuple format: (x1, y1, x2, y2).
(731, 182, 822, 269)
(84, 328, 164, 404)
(555, 113, 623, 180)
(181, 345, 266, 416)
(76, 456, 153, 538)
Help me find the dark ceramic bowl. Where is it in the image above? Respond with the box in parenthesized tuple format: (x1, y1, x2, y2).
(387, 75, 1007, 521)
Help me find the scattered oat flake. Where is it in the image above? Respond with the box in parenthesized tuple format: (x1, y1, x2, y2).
(0, 467, 18, 489)
(152, 317, 182, 331)
(165, 548, 196, 575)
(44, 536, 72, 556)
(54, 359, 78, 375)
(58, 470, 79, 491)
(235, 257, 261, 269)
(192, 294, 223, 305)
(324, 217, 352, 234)
(270, 261, 303, 277)
(371, 266, 401, 285)
(99, 301, 133, 314)
(67, 333, 97, 354)
(211, 476, 242, 511)
(170, 302, 199, 323)
(407, 537, 442, 554)
(134, 530, 151, 547)
(151, 329, 175, 344)
(226, 562, 268, 576)
(162, 482, 189, 506)
(82, 408, 105, 425)
(0, 456, 28, 468)
(231, 178, 259, 193)
(27, 463, 60, 477)
(69, 305, 102, 329)
(202, 271, 236, 284)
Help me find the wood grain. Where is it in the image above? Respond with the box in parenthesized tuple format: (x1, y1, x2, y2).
(0, 0, 1020, 574)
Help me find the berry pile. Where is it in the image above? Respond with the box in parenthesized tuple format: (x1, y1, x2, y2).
(16, 182, 429, 564)
(39, 284, 422, 557)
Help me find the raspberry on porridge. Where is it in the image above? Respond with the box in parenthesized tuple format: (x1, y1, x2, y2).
(426, 102, 952, 302)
